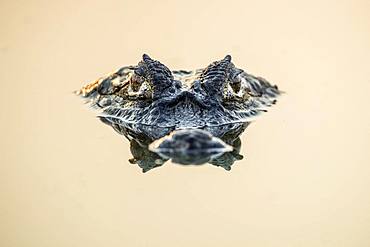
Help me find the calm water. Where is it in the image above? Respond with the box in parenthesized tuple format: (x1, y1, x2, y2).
(2, 1, 370, 246)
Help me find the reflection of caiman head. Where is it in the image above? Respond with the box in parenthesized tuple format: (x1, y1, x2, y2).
(100, 121, 247, 172)
(76, 55, 280, 170)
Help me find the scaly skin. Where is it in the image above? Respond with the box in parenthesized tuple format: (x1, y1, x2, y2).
(77, 54, 280, 170)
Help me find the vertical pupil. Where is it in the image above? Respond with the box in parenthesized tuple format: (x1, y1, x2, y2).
(130, 74, 143, 91)
(230, 81, 241, 93)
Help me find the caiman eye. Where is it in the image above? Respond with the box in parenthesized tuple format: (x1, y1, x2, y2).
(130, 73, 145, 91)
(228, 67, 244, 94)
(132, 54, 174, 100)
(127, 73, 152, 99)
(229, 79, 241, 94)
(223, 70, 250, 101)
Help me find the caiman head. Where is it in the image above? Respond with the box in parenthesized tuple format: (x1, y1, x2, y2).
(76, 55, 280, 169)
(76, 54, 280, 128)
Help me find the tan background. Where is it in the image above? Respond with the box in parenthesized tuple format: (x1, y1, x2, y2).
(1, 0, 370, 246)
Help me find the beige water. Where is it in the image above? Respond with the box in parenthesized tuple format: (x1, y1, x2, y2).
(1, 0, 370, 246)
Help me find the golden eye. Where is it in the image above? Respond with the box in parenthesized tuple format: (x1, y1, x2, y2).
(127, 73, 153, 99)
(223, 75, 250, 101)
(229, 80, 241, 94)
(129, 73, 144, 92)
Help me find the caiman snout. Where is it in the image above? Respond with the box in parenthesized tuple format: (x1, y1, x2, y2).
(149, 129, 233, 165)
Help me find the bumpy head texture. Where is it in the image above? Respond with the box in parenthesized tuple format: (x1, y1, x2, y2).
(77, 54, 280, 128)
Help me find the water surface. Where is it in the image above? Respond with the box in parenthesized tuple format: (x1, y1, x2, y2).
(1, 1, 370, 246)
